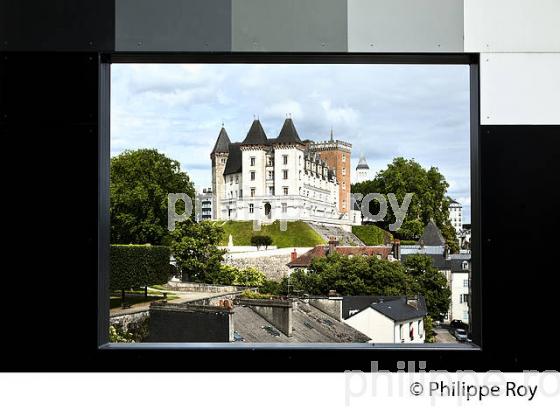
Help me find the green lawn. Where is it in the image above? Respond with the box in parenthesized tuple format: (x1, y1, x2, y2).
(217, 220, 325, 248)
(352, 224, 393, 245)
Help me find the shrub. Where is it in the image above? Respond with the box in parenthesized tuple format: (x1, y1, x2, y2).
(206, 265, 237, 285)
(110, 245, 170, 291)
(259, 279, 282, 295)
(206, 265, 266, 287)
(250, 235, 273, 250)
(234, 267, 266, 287)
(240, 290, 273, 299)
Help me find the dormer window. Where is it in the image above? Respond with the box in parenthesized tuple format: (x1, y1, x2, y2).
(462, 261, 469, 270)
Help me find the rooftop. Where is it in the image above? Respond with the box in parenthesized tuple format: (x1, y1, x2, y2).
(233, 299, 370, 343)
(287, 244, 393, 268)
(343, 295, 428, 322)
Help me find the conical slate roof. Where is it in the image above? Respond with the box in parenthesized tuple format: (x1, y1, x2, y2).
(241, 119, 268, 145)
(418, 220, 446, 246)
(211, 127, 231, 154)
(356, 153, 370, 170)
(276, 118, 302, 144)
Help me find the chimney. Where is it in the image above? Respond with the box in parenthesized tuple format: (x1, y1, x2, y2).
(290, 248, 298, 262)
(328, 236, 338, 254)
(444, 244, 451, 260)
(238, 299, 294, 337)
(392, 239, 401, 260)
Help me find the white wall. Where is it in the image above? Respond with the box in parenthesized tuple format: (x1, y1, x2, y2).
(480, 53, 560, 125)
(464, 1, 560, 125)
(464, 0, 560, 52)
(450, 271, 470, 323)
(344, 307, 394, 343)
(344, 308, 425, 343)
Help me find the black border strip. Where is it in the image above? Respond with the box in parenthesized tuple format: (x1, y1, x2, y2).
(99, 52, 481, 353)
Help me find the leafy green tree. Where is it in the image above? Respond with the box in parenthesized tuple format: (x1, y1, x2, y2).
(170, 220, 225, 282)
(287, 253, 413, 296)
(283, 253, 451, 321)
(352, 157, 459, 252)
(251, 235, 273, 250)
(111, 149, 195, 245)
(403, 254, 451, 321)
(205, 265, 266, 287)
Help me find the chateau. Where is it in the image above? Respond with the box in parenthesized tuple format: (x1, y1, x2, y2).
(210, 118, 354, 224)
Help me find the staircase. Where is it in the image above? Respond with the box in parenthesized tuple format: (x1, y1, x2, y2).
(306, 222, 365, 246)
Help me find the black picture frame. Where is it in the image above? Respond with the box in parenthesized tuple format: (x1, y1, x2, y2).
(98, 52, 483, 355)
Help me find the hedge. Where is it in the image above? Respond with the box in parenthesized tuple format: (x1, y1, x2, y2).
(110, 245, 171, 291)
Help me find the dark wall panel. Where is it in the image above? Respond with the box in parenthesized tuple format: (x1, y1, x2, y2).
(116, 0, 231, 52)
(479, 125, 560, 368)
(0, 0, 115, 51)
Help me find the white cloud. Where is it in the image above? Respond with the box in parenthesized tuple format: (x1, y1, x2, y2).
(111, 63, 472, 222)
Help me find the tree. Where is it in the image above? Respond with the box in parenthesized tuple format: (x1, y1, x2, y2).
(250, 235, 273, 250)
(170, 220, 225, 282)
(205, 265, 266, 287)
(111, 149, 195, 245)
(352, 157, 459, 252)
(281, 253, 451, 321)
(402, 254, 451, 321)
(286, 253, 413, 296)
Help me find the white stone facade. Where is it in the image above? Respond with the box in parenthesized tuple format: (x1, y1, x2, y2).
(212, 119, 352, 225)
(449, 199, 463, 235)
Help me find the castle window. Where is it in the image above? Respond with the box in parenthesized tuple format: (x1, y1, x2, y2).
(250, 171, 255, 181)
(283, 187, 289, 195)
(250, 157, 256, 166)
(267, 157, 274, 166)
(221, 158, 226, 164)
(342, 154, 346, 162)
(249, 204, 254, 214)
(281, 203, 287, 213)
(269, 186, 274, 195)
(250, 188, 255, 197)
(268, 170, 274, 180)
(342, 181, 346, 190)
(283, 170, 288, 179)
(230, 176, 233, 185)
(342, 167, 346, 176)
(299, 170, 302, 180)
(235, 176, 238, 184)
(283, 155, 288, 165)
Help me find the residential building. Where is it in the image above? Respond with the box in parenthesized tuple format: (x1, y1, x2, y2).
(287, 237, 396, 272)
(341, 295, 427, 343)
(195, 187, 213, 222)
(400, 220, 472, 325)
(448, 198, 463, 236)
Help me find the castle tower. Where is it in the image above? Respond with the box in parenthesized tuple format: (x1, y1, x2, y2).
(210, 126, 231, 219)
(310, 129, 352, 214)
(355, 152, 370, 183)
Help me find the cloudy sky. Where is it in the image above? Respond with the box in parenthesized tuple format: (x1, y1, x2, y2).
(111, 63, 471, 223)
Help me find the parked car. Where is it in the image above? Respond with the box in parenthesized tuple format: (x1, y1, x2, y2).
(450, 320, 469, 330)
(453, 328, 468, 342)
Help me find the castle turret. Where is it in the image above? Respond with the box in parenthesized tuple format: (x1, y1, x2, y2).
(355, 152, 370, 183)
(211, 126, 231, 219)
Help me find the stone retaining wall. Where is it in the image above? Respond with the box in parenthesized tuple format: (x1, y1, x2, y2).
(223, 254, 291, 281)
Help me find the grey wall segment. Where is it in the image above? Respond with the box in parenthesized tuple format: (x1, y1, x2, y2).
(348, 0, 464, 52)
(116, 0, 231, 52)
(232, 0, 347, 52)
